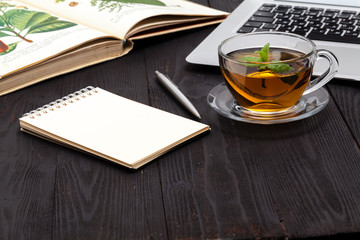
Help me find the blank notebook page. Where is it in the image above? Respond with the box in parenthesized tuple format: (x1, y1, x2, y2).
(19, 87, 210, 168)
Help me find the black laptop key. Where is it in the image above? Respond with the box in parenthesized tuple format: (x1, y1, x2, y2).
(262, 23, 277, 29)
(259, 6, 273, 12)
(249, 16, 274, 23)
(289, 9, 304, 15)
(293, 6, 308, 10)
(353, 14, 360, 20)
(244, 21, 262, 28)
(237, 26, 254, 33)
(337, 13, 352, 19)
(310, 7, 324, 12)
(273, 7, 289, 13)
(325, 9, 340, 13)
(254, 28, 271, 32)
(276, 19, 291, 25)
(342, 10, 357, 15)
(253, 11, 276, 18)
(278, 5, 292, 8)
(321, 12, 336, 17)
(306, 11, 320, 16)
(262, 3, 276, 7)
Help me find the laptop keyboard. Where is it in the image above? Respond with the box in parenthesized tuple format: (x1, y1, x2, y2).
(237, 3, 360, 44)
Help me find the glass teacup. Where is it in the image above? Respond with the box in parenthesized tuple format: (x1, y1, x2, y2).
(218, 32, 339, 118)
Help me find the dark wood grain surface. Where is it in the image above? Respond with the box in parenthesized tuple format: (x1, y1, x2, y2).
(1, 0, 360, 239)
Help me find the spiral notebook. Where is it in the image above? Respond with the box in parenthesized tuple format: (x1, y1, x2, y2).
(19, 87, 210, 169)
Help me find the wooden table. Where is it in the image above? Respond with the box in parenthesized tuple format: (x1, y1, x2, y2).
(2, 1, 360, 239)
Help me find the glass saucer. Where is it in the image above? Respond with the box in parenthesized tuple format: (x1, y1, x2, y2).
(207, 82, 329, 124)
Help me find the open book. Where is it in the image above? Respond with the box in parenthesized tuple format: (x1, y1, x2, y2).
(0, 0, 227, 96)
(19, 87, 210, 169)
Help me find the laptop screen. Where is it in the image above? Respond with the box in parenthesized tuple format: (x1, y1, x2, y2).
(279, 0, 360, 8)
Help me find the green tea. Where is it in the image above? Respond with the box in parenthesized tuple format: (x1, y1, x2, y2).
(221, 47, 312, 112)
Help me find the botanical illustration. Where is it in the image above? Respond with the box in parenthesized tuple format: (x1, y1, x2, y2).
(55, 0, 166, 12)
(0, 1, 77, 55)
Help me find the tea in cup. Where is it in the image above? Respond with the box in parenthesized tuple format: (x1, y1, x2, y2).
(218, 32, 338, 117)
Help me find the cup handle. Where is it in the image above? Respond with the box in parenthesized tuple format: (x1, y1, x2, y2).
(303, 49, 339, 95)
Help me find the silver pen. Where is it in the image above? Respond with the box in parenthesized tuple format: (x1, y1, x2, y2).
(155, 70, 201, 119)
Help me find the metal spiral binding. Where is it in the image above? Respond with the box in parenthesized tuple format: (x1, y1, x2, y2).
(23, 86, 97, 119)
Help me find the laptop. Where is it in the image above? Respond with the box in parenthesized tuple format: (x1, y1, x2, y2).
(186, 0, 360, 80)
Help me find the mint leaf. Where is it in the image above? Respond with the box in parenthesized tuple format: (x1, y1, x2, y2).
(267, 62, 294, 73)
(238, 43, 294, 74)
(238, 56, 262, 67)
(255, 43, 269, 62)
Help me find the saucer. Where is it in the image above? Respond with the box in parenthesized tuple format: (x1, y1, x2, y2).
(207, 82, 329, 124)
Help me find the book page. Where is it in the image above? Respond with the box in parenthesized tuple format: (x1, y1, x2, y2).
(0, 0, 113, 76)
(18, 0, 227, 39)
(20, 87, 210, 168)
